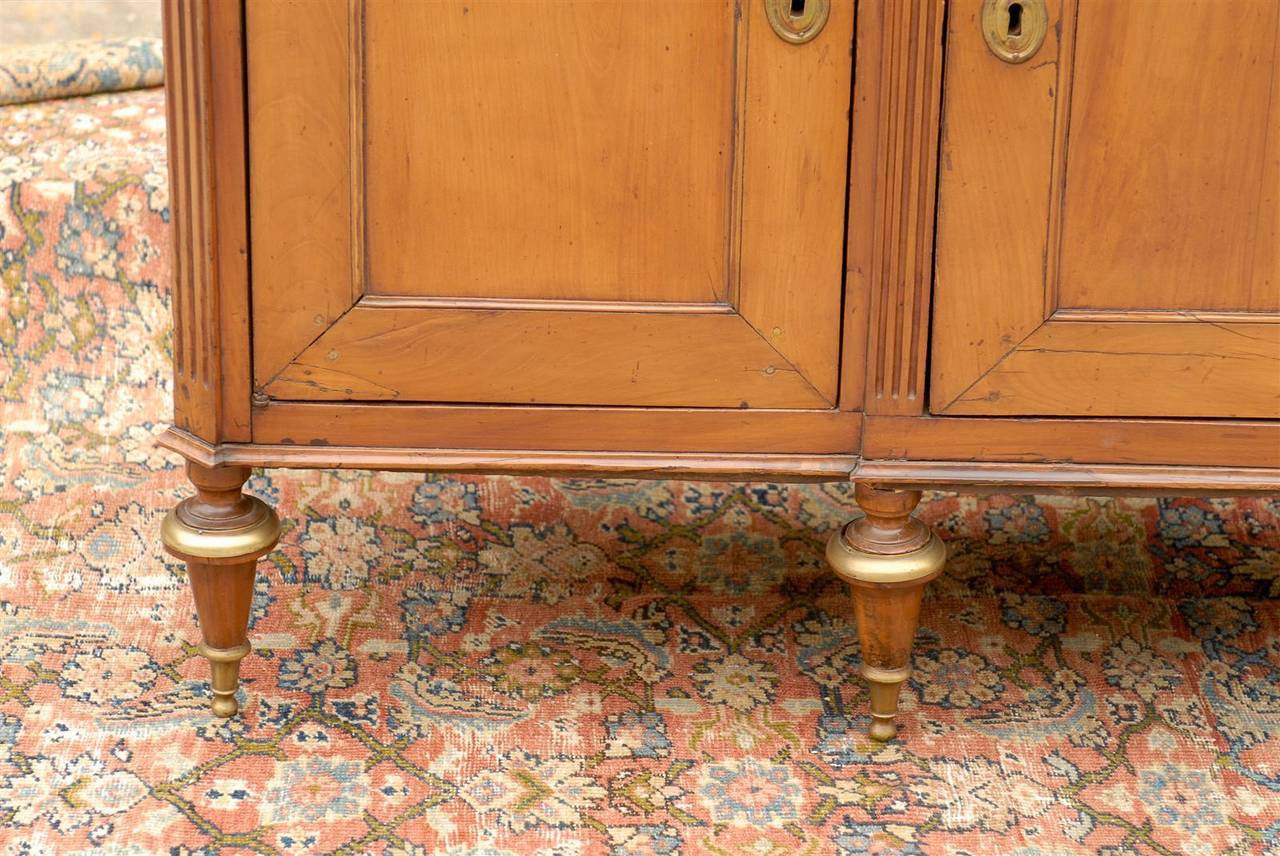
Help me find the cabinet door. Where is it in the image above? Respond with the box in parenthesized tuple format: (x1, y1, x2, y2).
(931, 0, 1280, 418)
(245, 0, 852, 409)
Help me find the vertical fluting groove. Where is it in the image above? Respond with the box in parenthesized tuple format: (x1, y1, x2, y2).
(890, 0, 910, 401)
(177, 0, 216, 391)
(191, 0, 212, 390)
(165, 0, 187, 380)
(875, 0, 907, 402)
(180, 0, 198, 386)
(869, 0, 944, 410)
(891, 0, 920, 400)
(907, 0, 938, 400)
(164, 0, 224, 437)
(871, 0, 899, 399)
(348, 0, 366, 302)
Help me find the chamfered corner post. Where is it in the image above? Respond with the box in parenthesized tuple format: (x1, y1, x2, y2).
(826, 482, 946, 741)
(161, 461, 279, 717)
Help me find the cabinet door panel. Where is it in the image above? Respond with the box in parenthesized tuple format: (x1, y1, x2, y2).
(365, 1, 733, 303)
(1058, 1, 1279, 314)
(931, 0, 1280, 418)
(247, 0, 853, 408)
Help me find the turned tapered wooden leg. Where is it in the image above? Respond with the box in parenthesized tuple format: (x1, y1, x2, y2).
(826, 483, 945, 741)
(161, 462, 279, 717)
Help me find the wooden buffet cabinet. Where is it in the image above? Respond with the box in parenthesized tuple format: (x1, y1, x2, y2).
(159, 0, 1280, 739)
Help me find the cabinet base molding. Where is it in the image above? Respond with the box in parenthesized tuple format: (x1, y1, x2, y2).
(158, 428, 860, 482)
(159, 427, 1280, 494)
(854, 460, 1280, 496)
(251, 403, 863, 456)
(863, 416, 1280, 469)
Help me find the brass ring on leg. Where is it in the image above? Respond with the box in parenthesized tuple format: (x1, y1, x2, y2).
(825, 527, 946, 585)
(161, 498, 280, 564)
(162, 490, 278, 718)
(827, 528, 946, 741)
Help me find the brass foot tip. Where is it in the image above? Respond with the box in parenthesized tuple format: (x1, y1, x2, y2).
(868, 717, 898, 742)
(210, 693, 239, 718)
(198, 642, 250, 719)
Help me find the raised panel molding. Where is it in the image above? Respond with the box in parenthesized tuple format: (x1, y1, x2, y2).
(264, 307, 832, 408)
(937, 320, 1280, 418)
(928, 0, 1066, 411)
(930, 0, 1280, 418)
(246, 0, 359, 387)
(249, 0, 849, 408)
(735, 0, 853, 401)
(162, 0, 252, 441)
(852, 0, 947, 416)
(252, 403, 862, 454)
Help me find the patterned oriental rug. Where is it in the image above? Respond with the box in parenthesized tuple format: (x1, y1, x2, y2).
(1, 43, 1279, 856)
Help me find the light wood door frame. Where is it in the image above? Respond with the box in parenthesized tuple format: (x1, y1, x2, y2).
(930, 0, 1280, 418)
(246, 0, 854, 410)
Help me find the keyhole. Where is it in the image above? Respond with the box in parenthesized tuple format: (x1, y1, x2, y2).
(790, 0, 805, 18)
(1007, 2, 1023, 36)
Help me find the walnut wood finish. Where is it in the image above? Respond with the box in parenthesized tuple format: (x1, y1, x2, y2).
(853, 461, 1280, 497)
(1058, 2, 1279, 313)
(163, 0, 1280, 465)
(936, 322, 1280, 418)
(365, 1, 736, 304)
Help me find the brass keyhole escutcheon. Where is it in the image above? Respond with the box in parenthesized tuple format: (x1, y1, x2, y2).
(982, 0, 1048, 63)
(764, 0, 831, 44)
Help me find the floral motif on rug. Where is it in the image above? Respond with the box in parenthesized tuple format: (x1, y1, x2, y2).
(1, 84, 1279, 856)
